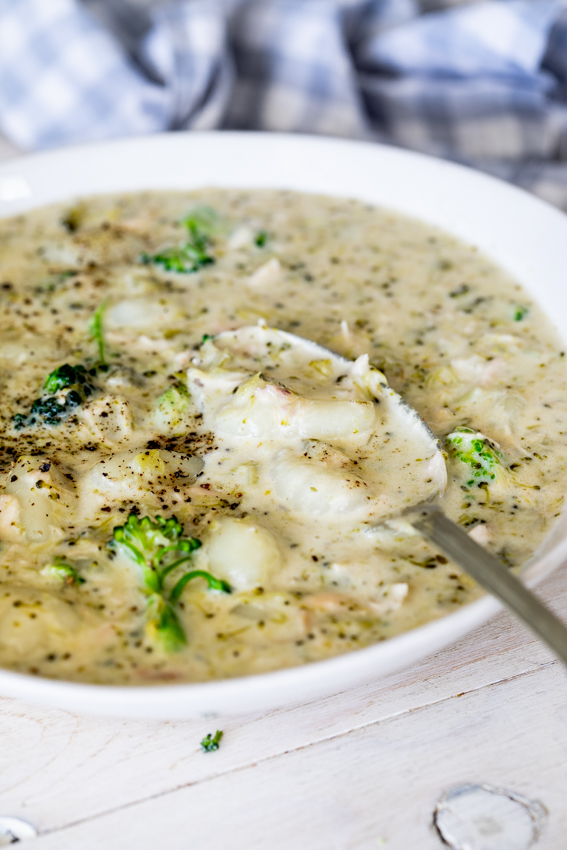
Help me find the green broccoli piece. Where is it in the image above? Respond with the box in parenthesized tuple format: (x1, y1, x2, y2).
(255, 230, 268, 247)
(44, 363, 95, 394)
(170, 570, 231, 602)
(109, 513, 229, 652)
(141, 243, 213, 274)
(89, 300, 108, 365)
(44, 363, 81, 393)
(513, 305, 528, 321)
(41, 556, 85, 586)
(140, 207, 217, 273)
(154, 382, 189, 433)
(180, 206, 218, 238)
(200, 730, 223, 752)
(149, 597, 188, 653)
(13, 303, 113, 429)
(14, 300, 110, 429)
(28, 393, 81, 426)
(446, 427, 503, 489)
(14, 363, 97, 429)
(109, 513, 188, 593)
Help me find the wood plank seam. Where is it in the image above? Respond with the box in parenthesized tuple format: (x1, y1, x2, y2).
(24, 658, 562, 842)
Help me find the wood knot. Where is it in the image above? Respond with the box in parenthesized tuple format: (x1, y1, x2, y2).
(433, 783, 546, 850)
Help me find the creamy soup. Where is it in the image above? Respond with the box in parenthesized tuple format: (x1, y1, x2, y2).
(0, 189, 566, 685)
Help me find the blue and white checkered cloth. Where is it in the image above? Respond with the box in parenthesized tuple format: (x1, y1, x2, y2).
(2, 0, 567, 207)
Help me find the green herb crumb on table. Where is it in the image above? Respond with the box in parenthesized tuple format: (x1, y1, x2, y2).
(200, 730, 223, 752)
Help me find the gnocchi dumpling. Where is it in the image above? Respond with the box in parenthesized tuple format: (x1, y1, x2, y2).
(271, 449, 370, 515)
(82, 449, 203, 505)
(189, 325, 446, 525)
(2, 456, 78, 543)
(105, 298, 183, 331)
(203, 517, 282, 590)
(77, 395, 133, 444)
(190, 371, 375, 445)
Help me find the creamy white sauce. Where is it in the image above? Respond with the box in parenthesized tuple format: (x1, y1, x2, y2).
(0, 188, 566, 684)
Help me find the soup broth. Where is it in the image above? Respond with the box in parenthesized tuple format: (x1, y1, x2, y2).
(0, 189, 566, 684)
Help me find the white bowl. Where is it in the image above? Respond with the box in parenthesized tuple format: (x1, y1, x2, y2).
(1, 131, 567, 718)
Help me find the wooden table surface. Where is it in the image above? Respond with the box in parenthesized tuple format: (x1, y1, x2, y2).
(1, 140, 566, 850)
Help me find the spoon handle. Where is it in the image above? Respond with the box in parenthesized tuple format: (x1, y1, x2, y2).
(405, 504, 567, 667)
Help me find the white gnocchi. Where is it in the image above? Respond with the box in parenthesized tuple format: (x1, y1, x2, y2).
(204, 517, 282, 590)
(189, 325, 445, 525)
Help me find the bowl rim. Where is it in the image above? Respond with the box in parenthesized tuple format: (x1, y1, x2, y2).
(1, 130, 566, 716)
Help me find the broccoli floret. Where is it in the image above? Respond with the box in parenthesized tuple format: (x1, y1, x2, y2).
(14, 363, 98, 430)
(446, 427, 503, 489)
(41, 556, 85, 586)
(44, 363, 95, 394)
(109, 512, 230, 652)
(255, 230, 268, 247)
(140, 207, 216, 273)
(513, 305, 528, 321)
(30, 393, 81, 424)
(110, 512, 185, 560)
(109, 513, 188, 592)
(44, 363, 81, 393)
(141, 242, 213, 274)
(15, 301, 109, 429)
(154, 382, 189, 433)
(200, 730, 223, 752)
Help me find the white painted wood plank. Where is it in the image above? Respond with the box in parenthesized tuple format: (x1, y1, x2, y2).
(0, 565, 565, 834)
(28, 663, 567, 850)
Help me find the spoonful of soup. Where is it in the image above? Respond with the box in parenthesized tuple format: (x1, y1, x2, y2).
(188, 324, 567, 666)
(188, 323, 447, 522)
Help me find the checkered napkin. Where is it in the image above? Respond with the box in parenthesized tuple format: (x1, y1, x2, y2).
(2, 0, 567, 208)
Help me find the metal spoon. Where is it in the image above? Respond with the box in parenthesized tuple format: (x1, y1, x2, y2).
(405, 502, 567, 667)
